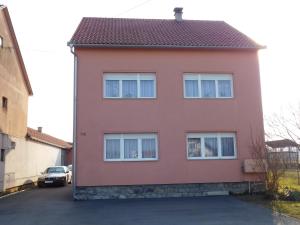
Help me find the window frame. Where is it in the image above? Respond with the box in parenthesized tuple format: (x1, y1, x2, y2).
(183, 73, 234, 99)
(104, 133, 158, 161)
(103, 73, 156, 99)
(186, 133, 237, 160)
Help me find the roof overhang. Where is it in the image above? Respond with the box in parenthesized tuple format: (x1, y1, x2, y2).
(27, 134, 72, 149)
(67, 42, 266, 50)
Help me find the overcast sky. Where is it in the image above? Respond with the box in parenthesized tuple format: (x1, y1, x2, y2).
(2, 0, 300, 141)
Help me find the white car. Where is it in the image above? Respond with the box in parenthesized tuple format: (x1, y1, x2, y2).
(38, 166, 72, 187)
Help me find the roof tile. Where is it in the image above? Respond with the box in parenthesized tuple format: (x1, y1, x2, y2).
(69, 17, 263, 49)
(27, 127, 72, 149)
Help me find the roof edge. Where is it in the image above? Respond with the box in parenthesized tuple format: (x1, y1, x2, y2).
(67, 42, 266, 50)
(2, 6, 33, 95)
(27, 135, 72, 149)
(27, 127, 72, 149)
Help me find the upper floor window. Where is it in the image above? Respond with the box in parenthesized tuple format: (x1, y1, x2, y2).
(104, 73, 156, 99)
(187, 133, 236, 159)
(184, 74, 233, 98)
(104, 133, 158, 161)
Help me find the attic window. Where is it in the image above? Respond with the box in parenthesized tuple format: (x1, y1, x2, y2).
(2, 97, 8, 109)
(0, 36, 3, 48)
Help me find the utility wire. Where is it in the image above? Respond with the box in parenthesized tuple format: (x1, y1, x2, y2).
(116, 0, 153, 17)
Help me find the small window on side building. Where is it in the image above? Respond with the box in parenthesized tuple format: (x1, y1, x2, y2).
(1, 149, 5, 162)
(0, 36, 3, 48)
(2, 97, 8, 109)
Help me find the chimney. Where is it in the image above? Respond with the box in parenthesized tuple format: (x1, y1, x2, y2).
(37, 127, 43, 133)
(174, 7, 183, 21)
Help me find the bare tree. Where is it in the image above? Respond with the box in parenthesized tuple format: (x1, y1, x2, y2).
(251, 137, 289, 197)
(266, 104, 300, 185)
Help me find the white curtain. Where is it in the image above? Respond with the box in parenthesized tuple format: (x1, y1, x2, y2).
(124, 139, 138, 159)
(105, 80, 119, 97)
(140, 80, 154, 97)
(122, 80, 137, 98)
(142, 138, 156, 158)
(201, 80, 216, 97)
(221, 137, 234, 156)
(218, 80, 231, 97)
(185, 80, 198, 97)
(188, 138, 201, 157)
(204, 137, 218, 157)
(106, 139, 120, 159)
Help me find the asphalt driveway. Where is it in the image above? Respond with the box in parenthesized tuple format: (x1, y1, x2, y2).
(0, 186, 299, 225)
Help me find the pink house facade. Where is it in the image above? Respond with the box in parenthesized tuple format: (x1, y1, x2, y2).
(68, 8, 265, 199)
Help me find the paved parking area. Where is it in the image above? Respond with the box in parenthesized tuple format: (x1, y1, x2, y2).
(0, 185, 299, 225)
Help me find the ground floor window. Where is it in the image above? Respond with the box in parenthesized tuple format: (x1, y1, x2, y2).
(187, 133, 236, 159)
(104, 134, 158, 161)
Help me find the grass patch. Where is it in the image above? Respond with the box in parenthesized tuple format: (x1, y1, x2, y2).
(272, 201, 300, 219)
(237, 195, 300, 220)
(238, 169, 300, 220)
(279, 170, 300, 192)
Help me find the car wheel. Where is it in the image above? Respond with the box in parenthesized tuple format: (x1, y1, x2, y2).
(63, 178, 67, 186)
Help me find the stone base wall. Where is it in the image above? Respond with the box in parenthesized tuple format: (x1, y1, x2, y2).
(74, 182, 265, 200)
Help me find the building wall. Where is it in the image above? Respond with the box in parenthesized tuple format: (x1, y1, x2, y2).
(76, 48, 264, 187)
(0, 9, 28, 138)
(3, 137, 62, 190)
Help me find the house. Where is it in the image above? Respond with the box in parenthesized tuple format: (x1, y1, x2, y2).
(68, 8, 265, 199)
(0, 5, 71, 192)
(27, 127, 72, 166)
(266, 139, 299, 168)
(3, 127, 72, 191)
(0, 5, 32, 191)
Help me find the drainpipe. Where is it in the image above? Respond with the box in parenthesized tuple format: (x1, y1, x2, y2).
(69, 43, 78, 200)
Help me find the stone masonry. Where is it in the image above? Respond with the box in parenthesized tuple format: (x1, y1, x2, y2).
(74, 182, 265, 200)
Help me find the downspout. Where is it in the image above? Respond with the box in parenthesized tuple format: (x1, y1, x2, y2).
(69, 44, 78, 199)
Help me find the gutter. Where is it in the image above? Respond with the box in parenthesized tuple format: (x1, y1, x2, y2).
(69, 44, 78, 200)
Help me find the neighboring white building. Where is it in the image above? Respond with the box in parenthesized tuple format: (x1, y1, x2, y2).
(2, 128, 71, 191)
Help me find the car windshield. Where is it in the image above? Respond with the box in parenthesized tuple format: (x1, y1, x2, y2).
(46, 167, 65, 173)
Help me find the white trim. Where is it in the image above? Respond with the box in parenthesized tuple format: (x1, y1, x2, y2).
(186, 133, 237, 160)
(103, 73, 156, 99)
(104, 133, 158, 161)
(183, 73, 233, 99)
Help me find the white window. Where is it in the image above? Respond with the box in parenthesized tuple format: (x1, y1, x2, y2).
(104, 73, 156, 98)
(104, 134, 158, 161)
(187, 133, 236, 159)
(184, 74, 233, 98)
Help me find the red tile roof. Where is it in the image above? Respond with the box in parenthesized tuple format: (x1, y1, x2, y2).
(27, 128, 72, 149)
(69, 17, 263, 50)
(266, 139, 299, 148)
